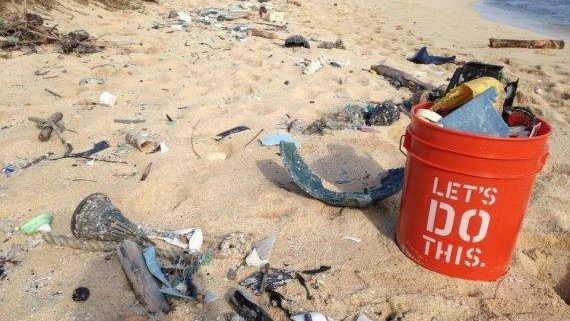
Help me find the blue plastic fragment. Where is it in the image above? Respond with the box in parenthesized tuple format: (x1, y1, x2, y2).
(260, 133, 301, 147)
(279, 142, 404, 207)
(2, 164, 15, 177)
(408, 47, 456, 65)
(143, 246, 171, 287)
(439, 88, 509, 137)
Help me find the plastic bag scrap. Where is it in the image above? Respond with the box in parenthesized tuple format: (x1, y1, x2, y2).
(279, 142, 405, 207)
(408, 47, 455, 65)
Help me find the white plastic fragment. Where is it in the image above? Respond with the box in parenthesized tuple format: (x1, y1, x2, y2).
(245, 248, 264, 267)
(417, 109, 442, 123)
(303, 54, 330, 75)
(246, 235, 276, 267)
(171, 25, 183, 31)
(159, 142, 169, 153)
(36, 223, 52, 233)
(343, 236, 362, 243)
(356, 313, 374, 321)
(188, 228, 203, 252)
(291, 312, 329, 321)
(267, 11, 285, 24)
(99, 91, 117, 106)
(177, 12, 192, 23)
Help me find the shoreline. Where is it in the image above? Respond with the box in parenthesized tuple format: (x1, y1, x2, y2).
(473, 0, 570, 40)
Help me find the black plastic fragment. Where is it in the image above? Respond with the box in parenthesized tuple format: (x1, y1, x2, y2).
(229, 289, 274, 321)
(268, 290, 292, 317)
(240, 268, 296, 293)
(214, 126, 250, 141)
(301, 265, 331, 275)
(285, 35, 310, 49)
(445, 62, 504, 94)
(71, 140, 110, 158)
(408, 47, 455, 65)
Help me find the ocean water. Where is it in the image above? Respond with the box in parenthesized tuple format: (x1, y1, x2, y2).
(476, 0, 570, 39)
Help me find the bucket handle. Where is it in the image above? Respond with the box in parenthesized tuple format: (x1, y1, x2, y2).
(399, 134, 407, 157)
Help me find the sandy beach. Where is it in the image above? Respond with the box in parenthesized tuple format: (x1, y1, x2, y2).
(0, 0, 568, 320)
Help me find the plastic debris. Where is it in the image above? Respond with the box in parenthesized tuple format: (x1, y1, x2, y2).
(177, 12, 192, 24)
(215, 126, 251, 141)
(303, 54, 329, 75)
(356, 313, 374, 321)
(70, 140, 110, 158)
(79, 77, 105, 86)
(72, 287, 90, 302)
(21, 213, 53, 234)
(114, 118, 146, 124)
(267, 11, 285, 24)
(260, 133, 300, 147)
(280, 142, 405, 207)
(160, 287, 194, 300)
(300, 265, 331, 275)
(150, 228, 203, 251)
(343, 236, 362, 243)
(240, 268, 296, 293)
(126, 130, 160, 153)
(318, 39, 345, 49)
(143, 246, 171, 287)
(188, 228, 203, 252)
(285, 35, 310, 48)
(439, 88, 509, 137)
(416, 109, 442, 123)
(303, 101, 400, 135)
(246, 236, 275, 267)
(2, 164, 15, 177)
(71, 193, 153, 245)
(291, 312, 329, 321)
(502, 106, 540, 137)
(99, 91, 117, 106)
(445, 62, 504, 94)
(229, 288, 275, 321)
(432, 77, 505, 113)
(408, 47, 455, 65)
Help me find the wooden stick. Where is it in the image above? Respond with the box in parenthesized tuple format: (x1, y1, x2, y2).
(190, 120, 201, 159)
(371, 64, 435, 92)
(250, 29, 278, 40)
(244, 128, 264, 147)
(39, 112, 63, 141)
(117, 240, 171, 314)
(44, 88, 63, 98)
(489, 38, 564, 49)
(140, 162, 152, 181)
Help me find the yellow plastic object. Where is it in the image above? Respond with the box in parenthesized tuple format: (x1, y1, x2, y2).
(431, 77, 505, 113)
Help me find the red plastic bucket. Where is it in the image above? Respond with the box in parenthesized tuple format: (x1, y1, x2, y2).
(397, 103, 552, 281)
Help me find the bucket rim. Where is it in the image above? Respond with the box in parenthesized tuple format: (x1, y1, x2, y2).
(412, 104, 553, 141)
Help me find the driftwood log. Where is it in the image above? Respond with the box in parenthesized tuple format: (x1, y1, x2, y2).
(117, 240, 170, 314)
(371, 64, 435, 92)
(489, 38, 565, 49)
